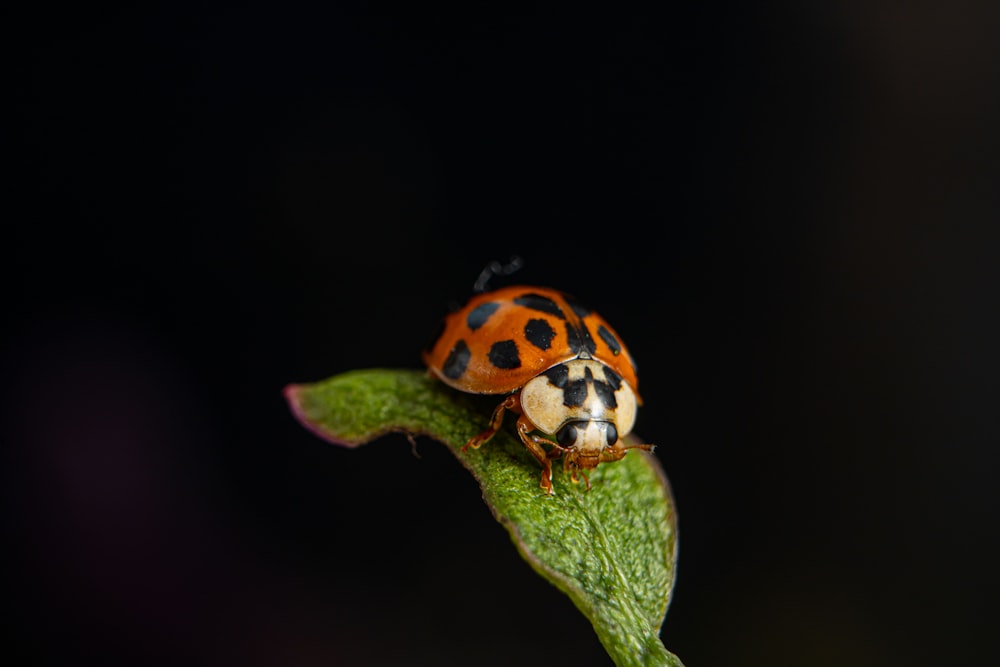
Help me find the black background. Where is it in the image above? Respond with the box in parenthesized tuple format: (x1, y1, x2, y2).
(5, 3, 999, 666)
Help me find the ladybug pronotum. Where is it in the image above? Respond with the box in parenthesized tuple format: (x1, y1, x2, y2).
(423, 285, 653, 495)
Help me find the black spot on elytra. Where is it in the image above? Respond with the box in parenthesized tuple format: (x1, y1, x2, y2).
(443, 340, 470, 379)
(544, 365, 569, 388)
(565, 321, 597, 357)
(514, 293, 565, 319)
(524, 318, 556, 350)
(598, 324, 622, 356)
(488, 340, 521, 369)
(565, 297, 591, 319)
(467, 302, 499, 331)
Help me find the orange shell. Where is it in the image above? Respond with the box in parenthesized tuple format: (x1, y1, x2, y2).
(422, 285, 641, 401)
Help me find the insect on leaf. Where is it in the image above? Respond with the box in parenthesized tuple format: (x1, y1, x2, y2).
(285, 368, 684, 667)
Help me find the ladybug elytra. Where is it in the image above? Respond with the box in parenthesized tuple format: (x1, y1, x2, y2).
(423, 285, 653, 495)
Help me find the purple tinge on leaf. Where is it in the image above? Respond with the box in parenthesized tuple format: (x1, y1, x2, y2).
(283, 383, 357, 448)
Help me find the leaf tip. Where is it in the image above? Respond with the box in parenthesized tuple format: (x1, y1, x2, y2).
(283, 382, 343, 446)
(282, 382, 304, 415)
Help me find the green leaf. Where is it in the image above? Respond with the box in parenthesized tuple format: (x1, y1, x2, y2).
(285, 368, 683, 667)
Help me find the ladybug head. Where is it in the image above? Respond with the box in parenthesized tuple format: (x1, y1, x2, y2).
(556, 420, 623, 470)
(547, 419, 654, 491)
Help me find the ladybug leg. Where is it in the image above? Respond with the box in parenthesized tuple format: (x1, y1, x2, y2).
(516, 418, 556, 495)
(463, 394, 520, 452)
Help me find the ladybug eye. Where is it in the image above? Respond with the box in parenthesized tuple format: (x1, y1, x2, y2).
(557, 423, 578, 447)
(605, 423, 619, 446)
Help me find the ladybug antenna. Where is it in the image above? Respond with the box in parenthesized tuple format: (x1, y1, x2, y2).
(473, 255, 524, 293)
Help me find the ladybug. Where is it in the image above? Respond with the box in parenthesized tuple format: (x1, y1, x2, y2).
(423, 285, 653, 495)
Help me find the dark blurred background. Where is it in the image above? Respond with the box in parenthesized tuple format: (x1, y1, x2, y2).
(4, 2, 999, 666)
